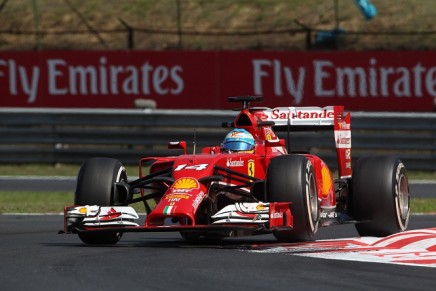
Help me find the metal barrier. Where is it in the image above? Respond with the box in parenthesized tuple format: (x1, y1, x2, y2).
(0, 108, 435, 171)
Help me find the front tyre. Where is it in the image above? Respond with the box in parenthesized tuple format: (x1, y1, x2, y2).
(75, 157, 127, 244)
(352, 156, 410, 237)
(266, 155, 319, 242)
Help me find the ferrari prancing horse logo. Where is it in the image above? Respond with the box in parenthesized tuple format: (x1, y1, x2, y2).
(248, 159, 255, 177)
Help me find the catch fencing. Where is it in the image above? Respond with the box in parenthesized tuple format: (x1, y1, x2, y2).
(0, 108, 435, 171)
(2, 1, 436, 52)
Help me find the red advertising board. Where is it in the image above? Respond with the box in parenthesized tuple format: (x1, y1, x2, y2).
(0, 50, 434, 111)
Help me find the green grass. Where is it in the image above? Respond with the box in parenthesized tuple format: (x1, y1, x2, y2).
(0, 191, 146, 214)
(0, 191, 73, 214)
(0, 164, 435, 180)
(0, 164, 434, 214)
(0, 191, 434, 214)
(0, 164, 140, 177)
(410, 198, 436, 214)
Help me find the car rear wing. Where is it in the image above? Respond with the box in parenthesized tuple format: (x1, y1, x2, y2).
(257, 106, 337, 128)
(254, 106, 352, 178)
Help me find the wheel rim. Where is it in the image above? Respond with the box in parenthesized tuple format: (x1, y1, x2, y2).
(114, 166, 126, 239)
(306, 172, 319, 228)
(397, 173, 410, 220)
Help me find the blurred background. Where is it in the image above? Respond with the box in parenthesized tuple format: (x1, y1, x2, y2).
(0, 0, 436, 212)
(1, 0, 436, 172)
(1, 0, 435, 51)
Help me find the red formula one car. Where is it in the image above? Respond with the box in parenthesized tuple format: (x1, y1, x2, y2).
(63, 96, 410, 244)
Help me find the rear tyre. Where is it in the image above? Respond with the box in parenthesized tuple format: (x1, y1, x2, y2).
(75, 157, 127, 244)
(352, 156, 410, 237)
(266, 155, 319, 242)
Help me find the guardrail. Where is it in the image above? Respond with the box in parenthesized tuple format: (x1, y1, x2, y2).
(0, 108, 435, 171)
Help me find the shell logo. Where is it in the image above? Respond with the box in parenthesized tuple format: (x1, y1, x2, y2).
(256, 204, 266, 211)
(265, 129, 275, 141)
(321, 165, 333, 198)
(173, 178, 199, 190)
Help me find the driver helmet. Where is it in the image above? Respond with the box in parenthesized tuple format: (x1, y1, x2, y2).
(221, 128, 255, 153)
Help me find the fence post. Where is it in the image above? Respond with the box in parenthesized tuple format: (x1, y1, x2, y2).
(176, 0, 182, 49)
(127, 27, 134, 50)
(32, 0, 41, 50)
(118, 18, 134, 50)
(305, 29, 312, 50)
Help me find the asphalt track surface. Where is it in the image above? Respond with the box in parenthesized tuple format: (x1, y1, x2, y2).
(1, 177, 435, 290)
(1, 214, 436, 291)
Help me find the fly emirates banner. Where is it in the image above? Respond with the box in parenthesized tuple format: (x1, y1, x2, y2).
(0, 50, 434, 111)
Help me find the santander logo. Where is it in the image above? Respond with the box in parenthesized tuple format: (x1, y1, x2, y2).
(226, 157, 244, 167)
(270, 109, 334, 120)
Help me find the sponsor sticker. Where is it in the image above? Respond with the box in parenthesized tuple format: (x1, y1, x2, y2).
(173, 178, 199, 190)
(165, 194, 190, 200)
(334, 131, 351, 148)
(163, 205, 175, 215)
(256, 204, 266, 211)
(339, 122, 351, 130)
(174, 164, 208, 171)
(321, 164, 333, 198)
(192, 191, 206, 211)
(264, 128, 275, 141)
(101, 208, 121, 221)
(271, 212, 284, 219)
(269, 108, 334, 120)
(227, 157, 244, 167)
(248, 159, 255, 177)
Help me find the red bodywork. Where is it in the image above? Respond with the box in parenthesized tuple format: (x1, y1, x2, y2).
(64, 99, 351, 238)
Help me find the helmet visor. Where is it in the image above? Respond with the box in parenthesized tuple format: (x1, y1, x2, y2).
(222, 141, 254, 151)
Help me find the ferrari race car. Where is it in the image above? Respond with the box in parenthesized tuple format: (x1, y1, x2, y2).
(62, 96, 410, 244)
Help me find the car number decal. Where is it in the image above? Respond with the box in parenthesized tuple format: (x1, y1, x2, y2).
(174, 163, 208, 171)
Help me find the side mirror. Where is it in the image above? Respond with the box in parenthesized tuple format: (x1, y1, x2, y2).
(265, 139, 285, 147)
(168, 141, 187, 155)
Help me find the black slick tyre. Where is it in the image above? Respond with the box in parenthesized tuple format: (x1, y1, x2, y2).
(352, 156, 410, 237)
(266, 155, 319, 242)
(75, 157, 127, 244)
